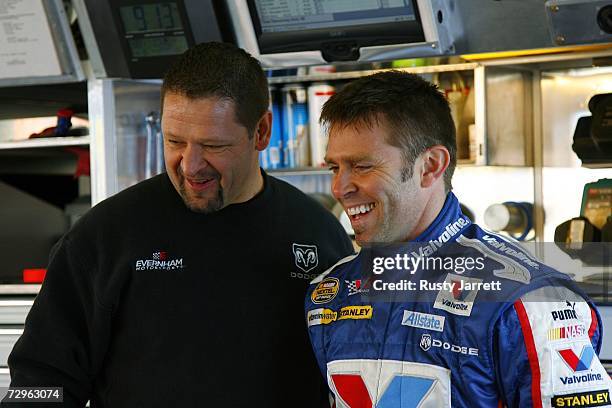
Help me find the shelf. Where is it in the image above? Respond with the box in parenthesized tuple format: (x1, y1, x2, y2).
(267, 161, 487, 176)
(0, 136, 90, 151)
(0, 285, 41, 295)
(267, 167, 331, 176)
(267, 63, 480, 84)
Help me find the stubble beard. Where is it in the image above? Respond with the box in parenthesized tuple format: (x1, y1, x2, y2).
(179, 182, 224, 214)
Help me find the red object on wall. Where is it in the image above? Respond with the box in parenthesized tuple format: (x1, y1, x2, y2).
(23, 269, 47, 283)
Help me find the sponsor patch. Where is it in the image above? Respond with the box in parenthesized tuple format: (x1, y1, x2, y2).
(307, 308, 337, 327)
(338, 305, 373, 321)
(135, 251, 185, 271)
(419, 333, 479, 356)
(311, 277, 340, 304)
(551, 389, 610, 407)
(433, 273, 481, 316)
(327, 359, 451, 408)
(307, 305, 373, 327)
(552, 301, 579, 322)
(558, 345, 595, 372)
(401, 310, 445, 332)
(346, 279, 370, 296)
(409, 217, 470, 258)
(548, 324, 587, 341)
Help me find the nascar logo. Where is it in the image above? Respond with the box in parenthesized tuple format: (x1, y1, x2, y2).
(547, 324, 586, 341)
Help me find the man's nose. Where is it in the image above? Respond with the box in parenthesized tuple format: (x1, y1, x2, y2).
(181, 144, 207, 176)
(331, 168, 356, 200)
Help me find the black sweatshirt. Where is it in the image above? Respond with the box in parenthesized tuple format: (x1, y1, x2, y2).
(5, 172, 353, 407)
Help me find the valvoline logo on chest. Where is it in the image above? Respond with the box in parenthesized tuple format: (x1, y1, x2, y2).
(451, 279, 469, 301)
(327, 359, 451, 408)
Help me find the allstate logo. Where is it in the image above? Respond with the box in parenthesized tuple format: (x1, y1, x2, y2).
(420, 333, 432, 351)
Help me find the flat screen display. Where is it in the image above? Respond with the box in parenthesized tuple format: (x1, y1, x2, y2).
(247, 0, 424, 59)
(253, 0, 417, 33)
(119, 2, 189, 58)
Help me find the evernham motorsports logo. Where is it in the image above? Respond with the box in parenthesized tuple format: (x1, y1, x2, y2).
(419, 333, 478, 356)
(135, 251, 185, 271)
(311, 277, 340, 304)
(433, 273, 481, 317)
(307, 305, 373, 327)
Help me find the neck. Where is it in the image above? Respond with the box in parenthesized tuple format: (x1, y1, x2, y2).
(406, 188, 448, 241)
(236, 165, 264, 203)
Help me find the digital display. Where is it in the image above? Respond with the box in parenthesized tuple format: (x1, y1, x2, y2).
(254, 0, 416, 33)
(119, 2, 188, 59)
(127, 35, 189, 58)
(120, 3, 183, 33)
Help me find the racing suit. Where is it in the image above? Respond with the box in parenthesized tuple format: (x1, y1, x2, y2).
(306, 192, 612, 407)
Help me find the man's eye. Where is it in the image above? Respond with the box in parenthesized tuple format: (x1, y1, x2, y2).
(205, 145, 227, 151)
(327, 165, 339, 173)
(355, 165, 372, 171)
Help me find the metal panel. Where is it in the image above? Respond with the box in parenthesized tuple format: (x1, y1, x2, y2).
(90, 79, 163, 203)
(485, 67, 534, 166)
(72, 0, 109, 78)
(453, 0, 553, 54)
(89, 79, 118, 205)
(473, 66, 487, 166)
(0, 329, 23, 366)
(0, 368, 9, 387)
(113, 80, 162, 192)
(545, 0, 612, 46)
(0, 300, 33, 325)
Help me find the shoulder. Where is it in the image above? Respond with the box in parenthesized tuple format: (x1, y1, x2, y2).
(310, 252, 360, 284)
(268, 176, 329, 212)
(267, 175, 346, 228)
(69, 174, 171, 237)
(456, 223, 568, 286)
(95, 174, 169, 211)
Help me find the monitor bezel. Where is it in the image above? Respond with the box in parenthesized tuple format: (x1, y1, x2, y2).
(246, 0, 426, 57)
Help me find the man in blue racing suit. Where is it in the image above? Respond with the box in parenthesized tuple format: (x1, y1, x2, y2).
(305, 71, 612, 407)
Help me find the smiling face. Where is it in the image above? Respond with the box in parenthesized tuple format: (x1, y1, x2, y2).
(326, 120, 428, 245)
(162, 92, 265, 213)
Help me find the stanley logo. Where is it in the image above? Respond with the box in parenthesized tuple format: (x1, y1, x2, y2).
(551, 389, 610, 407)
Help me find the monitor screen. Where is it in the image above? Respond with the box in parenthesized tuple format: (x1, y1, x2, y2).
(253, 0, 417, 33)
(118, 2, 190, 59)
(247, 0, 424, 60)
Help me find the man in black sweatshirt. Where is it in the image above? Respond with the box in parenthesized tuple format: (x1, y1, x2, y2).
(4, 42, 353, 407)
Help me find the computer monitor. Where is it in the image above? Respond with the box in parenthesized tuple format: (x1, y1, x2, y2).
(228, 0, 457, 67)
(74, 0, 234, 79)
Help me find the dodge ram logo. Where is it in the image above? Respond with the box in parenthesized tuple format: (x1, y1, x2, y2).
(293, 243, 318, 273)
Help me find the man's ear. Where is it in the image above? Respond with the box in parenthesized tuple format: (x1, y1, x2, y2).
(254, 111, 272, 151)
(420, 145, 450, 188)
